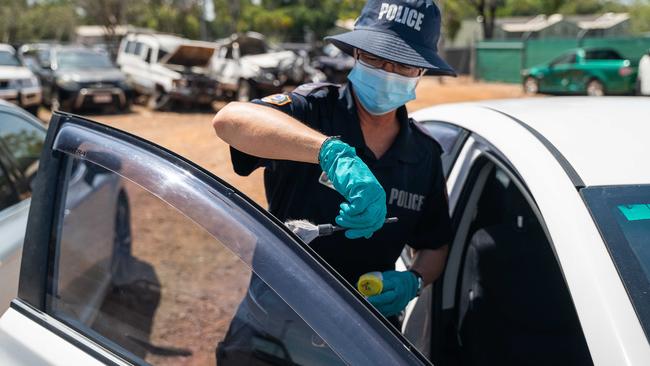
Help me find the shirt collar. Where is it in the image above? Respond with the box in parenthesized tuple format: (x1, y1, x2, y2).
(336, 84, 421, 165)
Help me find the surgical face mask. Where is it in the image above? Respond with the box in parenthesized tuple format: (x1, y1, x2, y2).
(347, 61, 419, 116)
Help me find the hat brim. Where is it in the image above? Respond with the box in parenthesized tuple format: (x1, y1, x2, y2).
(325, 29, 457, 76)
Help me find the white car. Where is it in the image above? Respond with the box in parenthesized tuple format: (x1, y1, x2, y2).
(117, 33, 219, 110)
(0, 44, 41, 115)
(0, 98, 648, 365)
(212, 32, 308, 102)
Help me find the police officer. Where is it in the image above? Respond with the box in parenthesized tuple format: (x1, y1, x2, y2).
(214, 0, 455, 321)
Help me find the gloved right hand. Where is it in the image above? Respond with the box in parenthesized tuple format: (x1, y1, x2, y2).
(319, 137, 387, 239)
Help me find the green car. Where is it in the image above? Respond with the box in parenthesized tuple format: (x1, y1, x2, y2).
(522, 48, 638, 96)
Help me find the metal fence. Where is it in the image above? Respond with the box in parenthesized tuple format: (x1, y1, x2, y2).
(475, 36, 650, 83)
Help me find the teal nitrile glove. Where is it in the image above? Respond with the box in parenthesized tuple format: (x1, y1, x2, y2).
(367, 271, 419, 317)
(319, 137, 387, 239)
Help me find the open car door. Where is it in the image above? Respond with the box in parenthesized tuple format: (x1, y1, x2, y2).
(0, 112, 430, 365)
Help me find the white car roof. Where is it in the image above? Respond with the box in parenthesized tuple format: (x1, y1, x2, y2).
(0, 44, 16, 53)
(412, 97, 650, 187)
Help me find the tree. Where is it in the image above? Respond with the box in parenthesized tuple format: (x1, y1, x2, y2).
(467, 0, 506, 39)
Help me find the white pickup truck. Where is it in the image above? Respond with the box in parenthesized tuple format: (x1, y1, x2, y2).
(117, 33, 219, 110)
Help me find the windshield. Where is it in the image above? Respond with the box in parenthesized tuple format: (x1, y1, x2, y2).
(582, 185, 650, 341)
(57, 50, 113, 69)
(0, 50, 21, 66)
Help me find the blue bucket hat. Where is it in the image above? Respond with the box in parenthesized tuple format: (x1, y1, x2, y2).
(326, 0, 456, 76)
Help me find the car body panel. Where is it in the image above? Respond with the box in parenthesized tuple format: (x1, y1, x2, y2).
(412, 101, 650, 365)
(466, 97, 650, 186)
(0, 199, 29, 314)
(0, 308, 108, 366)
(524, 48, 638, 95)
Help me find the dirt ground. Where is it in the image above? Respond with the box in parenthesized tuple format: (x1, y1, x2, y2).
(42, 77, 525, 365)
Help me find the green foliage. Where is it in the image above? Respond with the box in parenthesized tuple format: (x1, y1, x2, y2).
(1, 0, 648, 45)
(630, 0, 650, 34)
(0, 0, 77, 43)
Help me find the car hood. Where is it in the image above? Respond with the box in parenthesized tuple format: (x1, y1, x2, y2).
(55, 68, 126, 82)
(160, 43, 216, 68)
(0, 66, 34, 80)
(241, 51, 296, 69)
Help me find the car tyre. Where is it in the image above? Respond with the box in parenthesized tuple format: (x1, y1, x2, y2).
(50, 89, 61, 111)
(523, 76, 540, 95)
(147, 86, 171, 110)
(25, 105, 39, 116)
(110, 192, 132, 287)
(586, 79, 605, 97)
(237, 79, 257, 102)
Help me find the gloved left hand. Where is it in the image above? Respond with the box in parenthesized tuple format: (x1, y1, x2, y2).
(367, 271, 419, 317)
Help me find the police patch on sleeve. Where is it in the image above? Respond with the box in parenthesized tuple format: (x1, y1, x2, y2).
(262, 93, 292, 106)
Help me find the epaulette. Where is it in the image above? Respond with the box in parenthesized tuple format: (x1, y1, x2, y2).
(292, 82, 340, 97)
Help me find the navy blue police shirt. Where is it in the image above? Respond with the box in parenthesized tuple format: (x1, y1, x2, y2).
(230, 83, 453, 285)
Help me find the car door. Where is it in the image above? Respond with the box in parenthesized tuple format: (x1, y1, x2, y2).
(543, 52, 577, 93)
(399, 120, 469, 359)
(0, 112, 430, 365)
(0, 108, 46, 314)
(402, 129, 594, 366)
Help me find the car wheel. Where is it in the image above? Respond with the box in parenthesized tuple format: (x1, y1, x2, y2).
(586, 79, 605, 97)
(25, 105, 39, 116)
(237, 79, 256, 102)
(147, 87, 171, 110)
(51, 89, 61, 111)
(118, 99, 132, 114)
(110, 192, 132, 287)
(523, 77, 539, 95)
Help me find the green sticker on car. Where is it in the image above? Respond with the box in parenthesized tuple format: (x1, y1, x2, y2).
(618, 204, 650, 221)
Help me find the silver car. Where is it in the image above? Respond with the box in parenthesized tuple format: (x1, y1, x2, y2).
(0, 100, 129, 321)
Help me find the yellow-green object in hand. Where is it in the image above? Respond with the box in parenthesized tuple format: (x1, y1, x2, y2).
(357, 272, 383, 297)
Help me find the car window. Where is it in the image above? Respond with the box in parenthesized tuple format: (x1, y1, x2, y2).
(582, 185, 650, 341)
(134, 42, 143, 56)
(57, 50, 113, 70)
(419, 121, 468, 178)
(49, 156, 347, 365)
(454, 163, 593, 365)
(0, 162, 18, 211)
(0, 50, 21, 67)
(0, 112, 46, 190)
(585, 49, 623, 60)
(125, 41, 136, 54)
(552, 52, 576, 65)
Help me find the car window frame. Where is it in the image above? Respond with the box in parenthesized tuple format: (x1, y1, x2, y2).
(16, 112, 432, 366)
(418, 132, 590, 363)
(417, 120, 469, 179)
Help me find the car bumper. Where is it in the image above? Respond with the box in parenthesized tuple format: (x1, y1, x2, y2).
(62, 87, 130, 109)
(0, 87, 43, 107)
(169, 87, 218, 104)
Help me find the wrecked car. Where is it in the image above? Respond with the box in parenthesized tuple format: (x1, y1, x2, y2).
(117, 33, 219, 110)
(212, 32, 322, 102)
